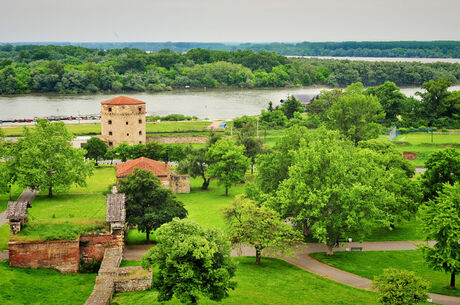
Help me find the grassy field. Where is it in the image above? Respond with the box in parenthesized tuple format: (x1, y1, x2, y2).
(12, 167, 115, 242)
(0, 261, 96, 305)
(310, 250, 459, 297)
(390, 132, 460, 167)
(126, 177, 244, 244)
(111, 257, 380, 305)
(0, 121, 211, 136)
(362, 217, 424, 241)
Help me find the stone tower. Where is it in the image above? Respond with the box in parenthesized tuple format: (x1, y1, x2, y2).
(101, 96, 146, 147)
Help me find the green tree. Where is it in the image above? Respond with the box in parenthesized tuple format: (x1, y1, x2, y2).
(83, 137, 107, 165)
(372, 268, 430, 305)
(417, 183, 460, 290)
(270, 129, 392, 254)
(420, 148, 460, 201)
(327, 92, 384, 144)
(280, 96, 304, 119)
(14, 119, 93, 197)
(224, 196, 304, 265)
(115, 143, 132, 162)
(417, 78, 453, 122)
(366, 81, 406, 124)
(118, 168, 187, 242)
(178, 147, 212, 190)
(141, 218, 236, 304)
(206, 138, 249, 196)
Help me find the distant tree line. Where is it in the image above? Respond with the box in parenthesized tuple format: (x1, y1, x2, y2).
(0, 45, 459, 95)
(2, 41, 460, 58)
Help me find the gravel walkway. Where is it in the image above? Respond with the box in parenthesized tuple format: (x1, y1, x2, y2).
(124, 241, 460, 305)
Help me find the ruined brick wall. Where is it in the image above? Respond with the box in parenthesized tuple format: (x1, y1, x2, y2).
(8, 239, 80, 273)
(170, 173, 190, 194)
(147, 135, 207, 144)
(101, 104, 146, 146)
(80, 232, 125, 262)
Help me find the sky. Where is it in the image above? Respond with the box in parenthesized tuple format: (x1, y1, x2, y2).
(1, 0, 459, 42)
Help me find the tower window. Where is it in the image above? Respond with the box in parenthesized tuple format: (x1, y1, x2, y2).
(108, 107, 112, 112)
(108, 141, 113, 146)
(138, 107, 142, 112)
(127, 133, 130, 136)
(108, 120, 112, 125)
(109, 131, 113, 135)
(139, 131, 142, 135)
(139, 141, 142, 144)
(139, 119, 142, 124)
(126, 121, 129, 125)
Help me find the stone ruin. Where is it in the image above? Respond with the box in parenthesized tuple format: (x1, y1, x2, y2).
(6, 200, 30, 235)
(106, 193, 126, 234)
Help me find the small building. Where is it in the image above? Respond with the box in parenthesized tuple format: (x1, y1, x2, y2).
(115, 157, 190, 193)
(280, 94, 313, 109)
(100, 96, 147, 147)
(106, 193, 126, 234)
(6, 201, 29, 235)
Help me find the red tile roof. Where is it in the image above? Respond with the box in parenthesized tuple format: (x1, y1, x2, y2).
(116, 157, 170, 178)
(101, 96, 146, 105)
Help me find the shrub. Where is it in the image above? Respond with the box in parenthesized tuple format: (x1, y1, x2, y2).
(79, 259, 101, 273)
(372, 268, 430, 305)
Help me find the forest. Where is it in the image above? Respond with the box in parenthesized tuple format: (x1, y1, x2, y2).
(2, 41, 460, 57)
(0, 45, 459, 95)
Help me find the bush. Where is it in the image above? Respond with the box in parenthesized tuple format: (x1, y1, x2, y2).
(79, 259, 101, 273)
(372, 268, 430, 305)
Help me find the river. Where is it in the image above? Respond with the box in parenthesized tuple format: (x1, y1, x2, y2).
(1, 85, 460, 122)
(288, 56, 460, 64)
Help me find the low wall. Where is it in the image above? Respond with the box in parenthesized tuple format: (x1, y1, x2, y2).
(80, 233, 124, 262)
(147, 135, 207, 144)
(115, 267, 152, 292)
(8, 239, 80, 273)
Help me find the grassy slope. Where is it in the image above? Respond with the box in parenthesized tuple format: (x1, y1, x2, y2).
(111, 257, 379, 305)
(310, 250, 459, 297)
(0, 261, 96, 305)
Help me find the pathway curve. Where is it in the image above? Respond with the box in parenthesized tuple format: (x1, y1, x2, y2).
(124, 241, 460, 305)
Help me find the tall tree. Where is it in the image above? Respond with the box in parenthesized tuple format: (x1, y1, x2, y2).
(84, 137, 107, 165)
(14, 119, 93, 197)
(118, 168, 187, 242)
(417, 183, 460, 290)
(420, 148, 460, 201)
(270, 129, 393, 254)
(417, 78, 453, 122)
(224, 196, 304, 265)
(206, 138, 249, 196)
(142, 219, 236, 304)
(280, 96, 304, 119)
(178, 147, 212, 190)
(327, 92, 384, 144)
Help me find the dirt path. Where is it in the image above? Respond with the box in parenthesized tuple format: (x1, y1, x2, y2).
(0, 188, 37, 227)
(124, 241, 460, 305)
(206, 121, 224, 130)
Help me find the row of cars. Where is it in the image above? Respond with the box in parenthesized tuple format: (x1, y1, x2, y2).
(0, 115, 101, 124)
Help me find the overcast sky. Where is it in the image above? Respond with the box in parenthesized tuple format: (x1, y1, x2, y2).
(1, 0, 459, 42)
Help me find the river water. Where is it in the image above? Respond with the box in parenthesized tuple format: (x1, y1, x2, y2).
(289, 56, 460, 64)
(1, 85, 460, 122)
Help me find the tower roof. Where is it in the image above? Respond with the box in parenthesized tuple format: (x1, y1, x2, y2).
(115, 157, 170, 178)
(101, 96, 146, 105)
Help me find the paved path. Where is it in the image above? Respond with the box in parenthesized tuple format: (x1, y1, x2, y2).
(124, 241, 460, 305)
(0, 188, 37, 227)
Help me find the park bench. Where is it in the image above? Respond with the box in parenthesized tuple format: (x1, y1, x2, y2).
(351, 247, 363, 251)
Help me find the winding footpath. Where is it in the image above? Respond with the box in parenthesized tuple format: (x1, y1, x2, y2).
(124, 241, 460, 305)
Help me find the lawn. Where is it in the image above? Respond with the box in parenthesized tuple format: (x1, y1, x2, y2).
(310, 250, 460, 297)
(390, 132, 460, 167)
(126, 177, 245, 244)
(0, 121, 211, 136)
(362, 216, 424, 241)
(0, 260, 96, 305)
(110, 257, 379, 305)
(0, 224, 10, 250)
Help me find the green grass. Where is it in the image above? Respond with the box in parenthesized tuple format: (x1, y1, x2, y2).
(0, 224, 10, 250)
(0, 260, 96, 305)
(310, 250, 460, 297)
(390, 132, 460, 167)
(126, 177, 244, 244)
(0, 121, 211, 136)
(120, 260, 142, 267)
(363, 217, 424, 241)
(110, 257, 379, 305)
(68, 166, 116, 193)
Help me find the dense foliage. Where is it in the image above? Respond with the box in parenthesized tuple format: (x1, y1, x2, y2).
(3, 41, 460, 57)
(141, 219, 236, 304)
(0, 45, 459, 95)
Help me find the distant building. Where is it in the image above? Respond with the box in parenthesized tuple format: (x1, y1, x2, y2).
(280, 94, 313, 109)
(101, 96, 146, 147)
(115, 157, 190, 193)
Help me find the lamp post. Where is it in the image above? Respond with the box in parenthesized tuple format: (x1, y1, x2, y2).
(8, 183, 12, 201)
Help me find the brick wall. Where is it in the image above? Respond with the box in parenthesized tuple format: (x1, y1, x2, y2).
(80, 233, 124, 262)
(8, 239, 80, 273)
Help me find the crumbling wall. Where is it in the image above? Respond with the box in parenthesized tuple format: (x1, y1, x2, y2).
(170, 173, 190, 194)
(80, 232, 124, 263)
